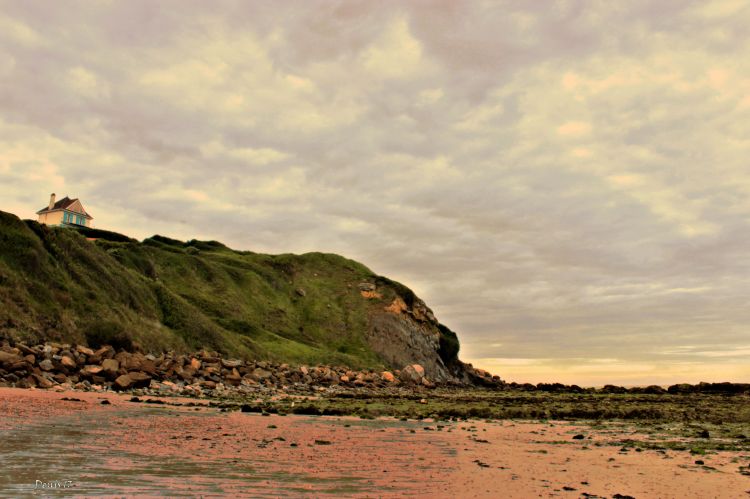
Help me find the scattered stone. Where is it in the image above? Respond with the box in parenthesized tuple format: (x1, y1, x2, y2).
(572, 434, 585, 440)
(314, 440, 332, 445)
(0, 340, 500, 398)
(100, 399, 111, 405)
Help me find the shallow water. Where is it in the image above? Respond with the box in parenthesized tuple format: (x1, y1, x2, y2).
(0, 406, 438, 497)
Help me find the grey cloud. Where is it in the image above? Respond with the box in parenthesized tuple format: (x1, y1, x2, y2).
(1, 0, 749, 383)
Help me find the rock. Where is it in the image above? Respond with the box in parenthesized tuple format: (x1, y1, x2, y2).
(137, 359, 157, 375)
(358, 282, 376, 292)
(16, 343, 36, 356)
(94, 346, 115, 360)
(31, 373, 54, 389)
(189, 357, 201, 370)
(101, 359, 120, 377)
(299, 365, 309, 375)
(60, 356, 77, 369)
(221, 358, 244, 369)
(177, 367, 196, 381)
(113, 372, 152, 391)
(80, 365, 104, 377)
(0, 351, 22, 367)
(400, 364, 425, 384)
(572, 434, 585, 440)
(76, 345, 95, 356)
(128, 372, 152, 388)
(225, 368, 242, 386)
(295, 288, 306, 297)
(39, 359, 54, 371)
(381, 371, 396, 383)
(642, 385, 666, 394)
(252, 368, 273, 382)
(601, 384, 628, 394)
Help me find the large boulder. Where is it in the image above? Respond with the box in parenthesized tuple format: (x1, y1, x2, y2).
(113, 372, 152, 391)
(101, 359, 120, 378)
(400, 364, 425, 384)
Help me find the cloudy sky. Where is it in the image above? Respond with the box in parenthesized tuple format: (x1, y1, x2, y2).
(2, 1, 749, 385)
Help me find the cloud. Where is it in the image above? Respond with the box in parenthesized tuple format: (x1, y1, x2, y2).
(1, 1, 749, 384)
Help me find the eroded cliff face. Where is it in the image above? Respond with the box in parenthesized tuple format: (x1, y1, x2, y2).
(359, 284, 467, 383)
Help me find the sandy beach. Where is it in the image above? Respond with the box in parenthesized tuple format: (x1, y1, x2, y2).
(1, 387, 747, 498)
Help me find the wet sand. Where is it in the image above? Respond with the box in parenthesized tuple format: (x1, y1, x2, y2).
(0, 387, 747, 498)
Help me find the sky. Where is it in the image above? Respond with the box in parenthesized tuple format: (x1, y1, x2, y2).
(1, 0, 749, 386)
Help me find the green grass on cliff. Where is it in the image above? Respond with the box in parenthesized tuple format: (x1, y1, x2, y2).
(0, 210, 454, 368)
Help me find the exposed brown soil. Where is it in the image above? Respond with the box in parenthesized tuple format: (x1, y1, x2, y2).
(1, 387, 748, 498)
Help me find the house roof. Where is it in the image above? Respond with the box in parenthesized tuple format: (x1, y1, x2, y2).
(36, 196, 93, 218)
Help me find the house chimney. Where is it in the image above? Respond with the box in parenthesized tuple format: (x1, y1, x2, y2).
(48, 193, 56, 210)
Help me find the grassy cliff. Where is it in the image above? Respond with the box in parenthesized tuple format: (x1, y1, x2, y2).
(0, 211, 463, 375)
